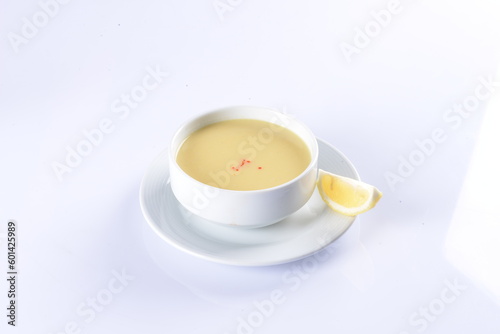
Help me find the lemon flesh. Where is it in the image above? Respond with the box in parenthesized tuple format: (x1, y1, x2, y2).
(317, 169, 382, 216)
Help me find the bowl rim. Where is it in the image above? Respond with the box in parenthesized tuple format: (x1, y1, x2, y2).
(169, 105, 319, 194)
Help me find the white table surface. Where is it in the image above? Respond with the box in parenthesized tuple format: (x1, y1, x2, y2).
(1, 0, 500, 333)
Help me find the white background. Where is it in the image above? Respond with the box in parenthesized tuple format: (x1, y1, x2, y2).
(1, 0, 500, 333)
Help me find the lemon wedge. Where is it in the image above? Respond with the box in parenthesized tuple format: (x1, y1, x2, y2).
(317, 169, 383, 216)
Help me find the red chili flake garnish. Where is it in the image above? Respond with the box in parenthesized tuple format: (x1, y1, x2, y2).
(258, 167, 262, 169)
(233, 159, 252, 171)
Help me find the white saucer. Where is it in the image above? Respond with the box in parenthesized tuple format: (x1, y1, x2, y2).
(140, 138, 360, 266)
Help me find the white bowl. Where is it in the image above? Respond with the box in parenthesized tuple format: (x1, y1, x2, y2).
(169, 106, 319, 228)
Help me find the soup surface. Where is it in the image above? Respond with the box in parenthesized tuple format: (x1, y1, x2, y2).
(176, 119, 311, 190)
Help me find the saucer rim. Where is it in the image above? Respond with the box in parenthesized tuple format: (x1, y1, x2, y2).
(140, 137, 360, 266)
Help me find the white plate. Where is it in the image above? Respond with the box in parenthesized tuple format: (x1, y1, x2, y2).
(140, 138, 360, 266)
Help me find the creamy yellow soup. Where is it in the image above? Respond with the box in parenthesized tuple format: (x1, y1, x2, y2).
(176, 119, 311, 190)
